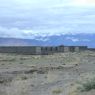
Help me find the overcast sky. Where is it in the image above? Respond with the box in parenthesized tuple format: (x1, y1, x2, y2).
(0, 0, 95, 38)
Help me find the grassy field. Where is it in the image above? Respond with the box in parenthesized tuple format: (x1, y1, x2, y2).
(0, 51, 95, 95)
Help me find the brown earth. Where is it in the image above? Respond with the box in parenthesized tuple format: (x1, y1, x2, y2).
(0, 51, 95, 95)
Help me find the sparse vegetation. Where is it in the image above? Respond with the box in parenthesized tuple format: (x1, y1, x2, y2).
(0, 58, 16, 62)
(21, 76, 28, 80)
(52, 88, 63, 94)
(19, 62, 23, 64)
(0, 51, 95, 95)
(0, 78, 12, 84)
(78, 77, 95, 92)
(1, 63, 5, 65)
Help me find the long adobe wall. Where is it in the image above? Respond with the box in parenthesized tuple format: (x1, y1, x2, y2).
(38, 46, 88, 55)
(0, 46, 37, 55)
(0, 45, 89, 55)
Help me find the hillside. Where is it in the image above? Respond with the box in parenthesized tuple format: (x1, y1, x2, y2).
(0, 34, 95, 47)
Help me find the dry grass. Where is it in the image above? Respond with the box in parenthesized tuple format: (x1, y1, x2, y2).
(0, 51, 95, 95)
(52, 88, 63, 94)
(5, 79, 29, 95)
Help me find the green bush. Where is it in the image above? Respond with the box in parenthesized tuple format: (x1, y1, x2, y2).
(78, 77, 95, 92)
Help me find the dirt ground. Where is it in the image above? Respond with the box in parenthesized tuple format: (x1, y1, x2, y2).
(0, 51, 95, 95)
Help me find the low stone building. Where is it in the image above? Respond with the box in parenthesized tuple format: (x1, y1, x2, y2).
(0, 46, 38, 55)
(0, 45, 88, 55)
(54, 45, 87, 53)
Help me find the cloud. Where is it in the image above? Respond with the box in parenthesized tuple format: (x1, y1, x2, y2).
(66, 37, 79, 42)
(66, 37, 90, 42)
(0, 0, 95, 39)
(70, 0, 95, 7)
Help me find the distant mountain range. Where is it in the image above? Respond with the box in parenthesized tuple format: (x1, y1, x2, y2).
(0, 34, 95, 48)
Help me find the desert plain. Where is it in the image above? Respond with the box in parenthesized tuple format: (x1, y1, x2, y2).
(0, 51, 95, 95)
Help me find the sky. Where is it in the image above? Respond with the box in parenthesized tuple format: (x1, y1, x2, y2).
(0, 0, 95, 39)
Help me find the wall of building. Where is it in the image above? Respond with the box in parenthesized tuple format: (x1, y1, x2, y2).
(57, 46, 64, 52)
(69, 46, 75, 52)
(74, 47, 79, 52)
(0, 46, 36, 55)
(35, 47, 42, 55)
(0, 45, 89, 55)
(64, 46, 70, 52)
(78, 46, 88, 52)
(41, 46, 55, 55)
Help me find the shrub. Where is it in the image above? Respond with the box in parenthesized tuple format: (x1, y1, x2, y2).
(21, 76, 28, 80)
(78, 77, 95, 92)
(52, 88, 62, 94)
